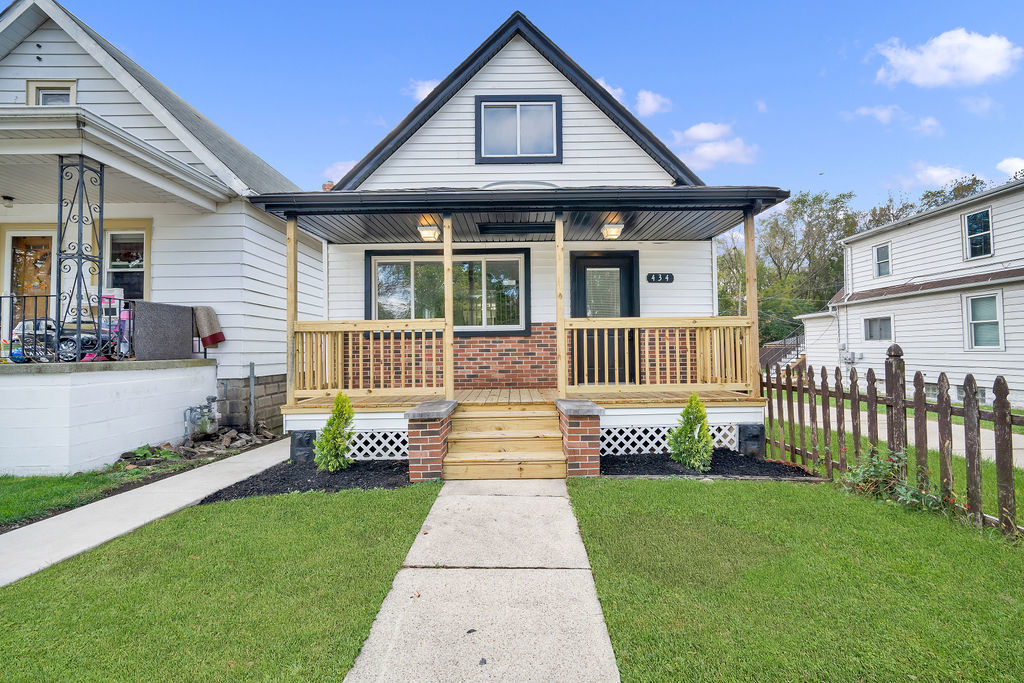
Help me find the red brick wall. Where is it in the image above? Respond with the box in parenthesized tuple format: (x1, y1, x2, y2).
(559, 411, 601, 476)
(453, 322, 557, 389)
(407, 416, 450, 482)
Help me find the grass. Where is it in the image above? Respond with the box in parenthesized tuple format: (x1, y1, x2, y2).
(0, 484, 439, 679)
(768, 415, 1024, 520)
(569, 477, 1024, 682)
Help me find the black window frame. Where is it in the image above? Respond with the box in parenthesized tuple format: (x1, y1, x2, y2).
(363, 247, 532, 337)
(474, 94, 563, 164)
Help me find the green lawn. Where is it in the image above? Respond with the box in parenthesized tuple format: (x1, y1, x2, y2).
(0, 485, 439, 680)
(569, 478, 1024, 682)
(768, 415, 1024, 520)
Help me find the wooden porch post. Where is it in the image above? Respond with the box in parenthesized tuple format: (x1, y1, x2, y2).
(442, 213, 455, 400)
(285, 216, 298, 407)
(743, 209, 760, 396)
(555, 211, 567, 398)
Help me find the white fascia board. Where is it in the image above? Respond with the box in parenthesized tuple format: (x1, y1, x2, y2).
(36, 0, 253, 196)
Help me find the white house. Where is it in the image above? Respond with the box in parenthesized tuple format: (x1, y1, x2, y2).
(799, 177, 1024, 406)
(251, 12, 787, 481)
(0, 0, 323, 474)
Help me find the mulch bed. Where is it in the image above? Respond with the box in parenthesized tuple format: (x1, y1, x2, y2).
(200, 459, 410, 504)
(601, 448, 816, 479)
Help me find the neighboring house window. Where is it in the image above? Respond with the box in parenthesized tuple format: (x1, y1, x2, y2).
(475, 95, 562, 163)
(27, 80, 76, 106)
(873, 243, 891, 277)
(371, 252, 526, 331)
(863, 316, 892, 341)
(962, 208, 993, 259)
(964, 292, 1002, 349)
(105, 232, 146, 300)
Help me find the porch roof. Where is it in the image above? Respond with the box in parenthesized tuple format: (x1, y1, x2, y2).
(250, 185, 790, 244)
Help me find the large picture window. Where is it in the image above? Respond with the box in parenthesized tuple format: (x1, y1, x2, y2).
(475, 95, 562, 163)
(370, 251, 527, 332)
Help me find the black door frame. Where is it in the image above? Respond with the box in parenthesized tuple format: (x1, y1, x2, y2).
(569, 251, 640, 383)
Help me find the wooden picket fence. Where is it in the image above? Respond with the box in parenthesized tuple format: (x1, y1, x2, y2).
(762, 343, 1020, 538)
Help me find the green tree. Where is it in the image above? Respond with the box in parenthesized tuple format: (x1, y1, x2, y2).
(918, 174, 988, 211)
(861, 191, 917, 230)
(313, 393, 355, 472)
(667, 394, 713, 472)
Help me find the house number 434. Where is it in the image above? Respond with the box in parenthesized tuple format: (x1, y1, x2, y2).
(646, 272, 674, 283)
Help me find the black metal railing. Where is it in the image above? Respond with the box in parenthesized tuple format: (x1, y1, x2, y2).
(1, 294, 207, 363)
(759, 332, 804, 370)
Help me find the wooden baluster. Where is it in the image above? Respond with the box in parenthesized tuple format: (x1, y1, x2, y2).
(765, 364, 776, 460)
(992, 377, 1017, 538)
(849, 368, 862, 465)
(913, 371, 929, 487)
(821, 366, 833, 480)
(797, 364, 807, 467)
(963, 374, 983, 527)
(785, 365, 796, 464)
(603, 327, 610, 385)
(613, 326, 620, 385)
(582, 327, 589, 387)
(634, 327, 641, 385)
(807, 367, 819, 473)
(937, 373, 954, 501)
(834, 367, 846, 473)
(774, 364, 785, 459)
(866, 368, 879, 455)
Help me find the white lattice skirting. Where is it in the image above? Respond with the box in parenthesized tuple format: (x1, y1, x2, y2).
(601, 424, 739, 455)
(349, 430, 409, 459)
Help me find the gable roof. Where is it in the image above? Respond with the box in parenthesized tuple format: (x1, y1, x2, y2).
(334, 11, 702, 191)
(0, 0, 299, 195)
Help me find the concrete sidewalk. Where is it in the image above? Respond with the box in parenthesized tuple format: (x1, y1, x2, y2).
(0, 439, 289, 587)
(346, 479, 620, 682)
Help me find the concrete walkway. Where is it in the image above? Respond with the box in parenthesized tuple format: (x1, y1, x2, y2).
(0, 439, 289, 587)
(346, 479, 620, 682)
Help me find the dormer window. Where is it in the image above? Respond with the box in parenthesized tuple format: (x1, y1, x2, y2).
(27, 80, 76, 106)
(475, 95, 562, 163)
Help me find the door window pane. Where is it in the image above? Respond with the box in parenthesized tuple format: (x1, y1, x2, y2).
(586, 267, 621, 318)
(9, 235, 53, 325)
(453, 260, 483, 326)
(375, 262, 411, 319)
(482, 105, 517, 156)
(486, 260, 521, 326)
(413, 262, 443, 319)
(519, 103, 554, 155)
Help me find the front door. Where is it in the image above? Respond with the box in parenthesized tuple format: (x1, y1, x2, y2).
(5, 232, 55, 328)
(571, 253, 638, 384)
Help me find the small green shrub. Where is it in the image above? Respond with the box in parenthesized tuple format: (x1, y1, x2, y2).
(843, 449, 951, 513)
(667, 394, 714, 473)
(314, 393, 355, 472)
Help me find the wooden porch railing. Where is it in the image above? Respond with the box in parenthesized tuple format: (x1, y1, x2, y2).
(292, 319, 445, 398)
(564, 316, 755, 394)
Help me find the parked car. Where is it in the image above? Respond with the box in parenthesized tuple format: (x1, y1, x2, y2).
(12, 318, 107, 362)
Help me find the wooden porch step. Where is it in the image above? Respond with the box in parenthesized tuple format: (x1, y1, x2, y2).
(447, 434, 563, 456)
(451, 416, 560, 434)
(442, 453, 567, 480)
(453, 403, 554, 413)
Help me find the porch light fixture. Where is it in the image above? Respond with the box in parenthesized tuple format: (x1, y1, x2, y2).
(601, 222, 623, 240)
(417, 223, 440, 242)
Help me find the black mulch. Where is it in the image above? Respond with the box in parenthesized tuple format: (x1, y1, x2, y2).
(199, 459, 410, 504)
(601, 448, 815, 478)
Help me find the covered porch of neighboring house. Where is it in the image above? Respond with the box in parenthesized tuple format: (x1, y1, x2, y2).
(253, 186, 787, 480)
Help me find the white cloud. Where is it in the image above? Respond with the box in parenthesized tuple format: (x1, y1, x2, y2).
(755, 99, 767, 113)
(402, 78, 441, 101)
(960, 94, 996, 115)
(852, 104, 902, 124)
(635, 89, 672, 116)
(321, 161, 356, 182)
(996, 157, 1024, 176)
(673, 122, 732, 144)
(596, 77, 625, 103)
(901, 162, 964, 189)
(875, 28, 1023, 87)
(680, 138, 758, 171)
(912, 116, 943, 136)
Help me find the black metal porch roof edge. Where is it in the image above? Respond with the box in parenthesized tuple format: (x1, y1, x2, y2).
(330, 11, 704, 191)
(250, 186, 791, 217)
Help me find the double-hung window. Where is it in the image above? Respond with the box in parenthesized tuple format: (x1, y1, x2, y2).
(863, 316, 892, 341)
(372, 252, 526, 332)
(873, 242, 891, 277)
(105, 232, 146, 300)
(962, 208, 993, 259)
(476, 95, 561, 163)
(965, 293, 1002, 349)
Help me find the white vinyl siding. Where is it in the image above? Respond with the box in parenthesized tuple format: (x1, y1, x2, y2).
(327, 240, 715, 322)
(358, 36, 674, 189)
(0, 20, 215, 178)
(799, 314, 841, 372)
(846, 187, 1024, 295)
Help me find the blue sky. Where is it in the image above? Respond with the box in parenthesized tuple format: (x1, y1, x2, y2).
(69, 0, 1024, 209)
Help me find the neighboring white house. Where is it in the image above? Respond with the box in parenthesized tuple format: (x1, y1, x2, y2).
(0, 0, 323, 474)
(799, 177, 1024, 406)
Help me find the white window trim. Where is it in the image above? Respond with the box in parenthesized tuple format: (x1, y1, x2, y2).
(961, 206, 994, 261)
(26, 79, 77, 106)
(872, 241, 892, 278)
(962, 290, 1004, 351)
(862, 314, 894, 342)
(104, 229, 146, 299)
(480, 101, 557, 158)
(371, 253, 526, 331)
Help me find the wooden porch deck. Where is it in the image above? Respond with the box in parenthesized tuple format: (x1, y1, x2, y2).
(281, 386, 764, 413)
